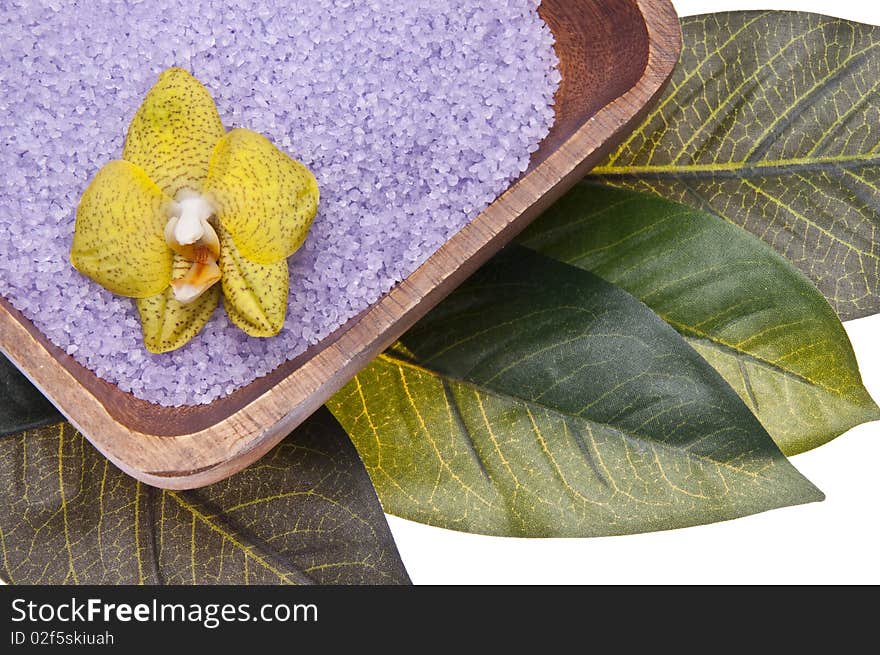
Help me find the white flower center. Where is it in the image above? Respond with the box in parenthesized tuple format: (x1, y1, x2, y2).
(168, 190, 215, 246)
(164, 190, 222, 305)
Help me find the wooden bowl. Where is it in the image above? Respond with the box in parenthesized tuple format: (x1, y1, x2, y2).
(0, 0, 681, 489)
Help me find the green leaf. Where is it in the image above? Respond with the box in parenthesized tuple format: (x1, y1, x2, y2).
(520, 183, 880, 455)
(0, 409, 409, 585)
(328, 247, 823, 537)
(0, 354, 61, 436)
(590, 11, 880, 320)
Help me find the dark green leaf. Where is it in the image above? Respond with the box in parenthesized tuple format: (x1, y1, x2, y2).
(520, 183, 880, 455)
(0, 409, 409, 585)
(0, 354, 61, 436)
(328, 247, 823, 537)
(591, 11, 880, 320)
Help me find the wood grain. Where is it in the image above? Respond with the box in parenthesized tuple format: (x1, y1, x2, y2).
(0, 0, 682, 489)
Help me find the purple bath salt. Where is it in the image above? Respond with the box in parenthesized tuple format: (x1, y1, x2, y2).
(0, 0, 559, 406)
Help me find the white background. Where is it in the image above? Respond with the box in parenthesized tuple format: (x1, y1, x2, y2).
(387, 0, 880, 585)
(2, 0, 875, 588)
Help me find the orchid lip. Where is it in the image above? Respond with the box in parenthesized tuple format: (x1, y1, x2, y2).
(165, 190, 222, 303)
(170, 259, 222, 304)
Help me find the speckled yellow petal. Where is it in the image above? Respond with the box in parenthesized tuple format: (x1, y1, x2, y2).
(137, 254, 220, 353)
(218, 224, 289, 337)
(122, 67, 226, 198)
(206, 128, 319, 265)
(70, 160, 173, 298)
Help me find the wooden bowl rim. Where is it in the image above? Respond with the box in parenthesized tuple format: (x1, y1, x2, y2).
(0, 0, 682, 489)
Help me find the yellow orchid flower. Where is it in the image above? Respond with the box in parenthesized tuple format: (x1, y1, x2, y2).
(70, 68, 319, 354)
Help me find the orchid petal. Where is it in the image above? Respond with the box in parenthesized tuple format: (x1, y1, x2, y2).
(206, 128, 319, 265)
(122, 68, 226, 198)
(218, 224, 289, 337)
(71, 160, 174, 298)
(137, 254, 220, 354)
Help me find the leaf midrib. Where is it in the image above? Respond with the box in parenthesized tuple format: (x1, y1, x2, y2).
(661, 318, 844, 397)
(592, 151, 880, 179)
(167, 492, 315, 585)
(679, 328, 880, 419)
(376, 352, 775, 482)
